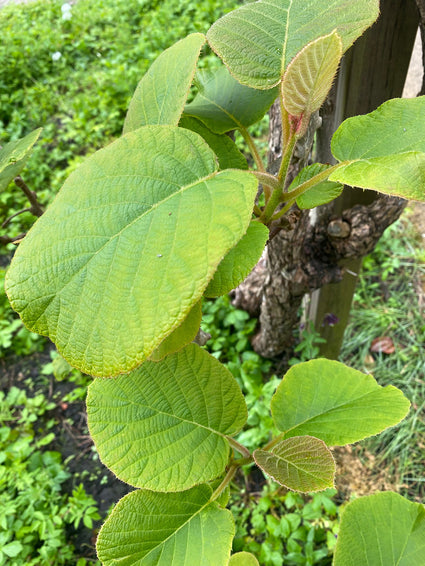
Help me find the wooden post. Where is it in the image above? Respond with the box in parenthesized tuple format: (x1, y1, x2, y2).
(308, 0, 419, 359)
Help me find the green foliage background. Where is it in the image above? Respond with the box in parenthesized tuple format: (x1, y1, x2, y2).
(0, 0, 236, 238)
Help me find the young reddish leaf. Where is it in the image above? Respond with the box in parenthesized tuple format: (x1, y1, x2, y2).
(254, 436, 335, 492)
(282, 31, 342, 135)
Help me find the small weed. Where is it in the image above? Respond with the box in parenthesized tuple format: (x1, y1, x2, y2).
(231, 483, 339, 566)
(202, 296, 280, 450)
(0, 268, 45, 358)
(0, 386, 100, 565)
(41, 349, 91, 403)
(289, 322, 327, 365)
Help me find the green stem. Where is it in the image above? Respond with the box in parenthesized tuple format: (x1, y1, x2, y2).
(258, 131, 297, 225)
(281, 162, 343, 202)
(251, 171, 280, 191)
(278, 132, 296, 184)
(239, 125, 266, 173)
(271, 162, 345, 222)
(232, 456, 254, 467)
(210, 464, 238, 502)
(227, 437, 251, 460)
(280, 91, 291, 150)
(253, 204, 262, 217)
(270, 201, 293, 222)
(262, 433, 285, 452)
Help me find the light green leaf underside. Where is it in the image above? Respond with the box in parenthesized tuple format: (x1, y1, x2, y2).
(87, 344, 247, 491)
(254, 436, 335, 493)
(282, 31, 342, 119)
(97, 485, 235, 566)
(185, 66, 278, 134)
(207, 0, 379, 89)
(271, 359, 410, 445)
(123, 33, 205, 133)
(332, 97, 425, 160)
(228, 552, 260, 566)
(149, 300, 202, 362)
(289, 163, 343, 209)
(333, 492, 425, 566)
(5, 126, 258, 377)
(179, 115, 248, 170)
(0, 128, 42, 191)
(330, 97, 425, 201)
(330, 152, 425, 201)
(205, 221, 269, 298)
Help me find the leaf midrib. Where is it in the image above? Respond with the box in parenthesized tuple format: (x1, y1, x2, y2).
(48, 170, 218, 298)
(281, 386, 393, 436)
(271, 449, 326, 480)
(138, 494, 215, 563)
(95, 389, 231, 440)
(188, 90, 245, 132)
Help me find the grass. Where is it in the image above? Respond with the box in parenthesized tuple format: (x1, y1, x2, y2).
(340, 209, 425, 501)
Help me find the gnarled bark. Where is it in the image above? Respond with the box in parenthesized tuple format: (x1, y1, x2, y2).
(234, 0, 417, 360)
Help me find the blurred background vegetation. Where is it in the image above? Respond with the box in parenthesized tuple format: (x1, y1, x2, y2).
(0, 1, 424, 565)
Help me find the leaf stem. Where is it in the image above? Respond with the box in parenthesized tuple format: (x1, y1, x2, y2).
(251, 171, 280, 191)
(227, 436, 251, 459)
(14, 176, 44, 217)
(269, 201, 293, 222)
(281, 162, 343, 202)
(239, 125, 266, 173)
(2, 207, 32, 228)
(270, 162, 345, 222)
(210, 464, 238, 502)
(262, 433, 285, 452)
(280, 91, 291, 150)
(277, 132, 296, 185)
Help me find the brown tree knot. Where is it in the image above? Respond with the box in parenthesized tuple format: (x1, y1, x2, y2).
(327, 219, 351, 238)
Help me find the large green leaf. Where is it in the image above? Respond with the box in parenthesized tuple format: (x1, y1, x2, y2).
(254, 436, 335, 493)
(271, 359, 410, 445)
(97, 485, 235, 566)
(123, 33, 205, 133)
(184, 66, 278, 134)
(282, 31, 342, 134)
(87, 344, 247, 491)
(0, 129, 42, 191)
(148, 300, 202, 362)
(205, 221, 269, 298)
(333, 492, 425, 566)
(330, 96, 425, 200)
(207, 0, 379, 89)
(288, 163, 343, 209)
(5, 126, 258, 377)
(179, 115, 248, 170)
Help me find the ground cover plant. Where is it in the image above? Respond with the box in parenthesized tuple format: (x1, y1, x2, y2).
(0, 0, 237, 244)
(0, 385, 100, 565)
(3, 0, 425, 564)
